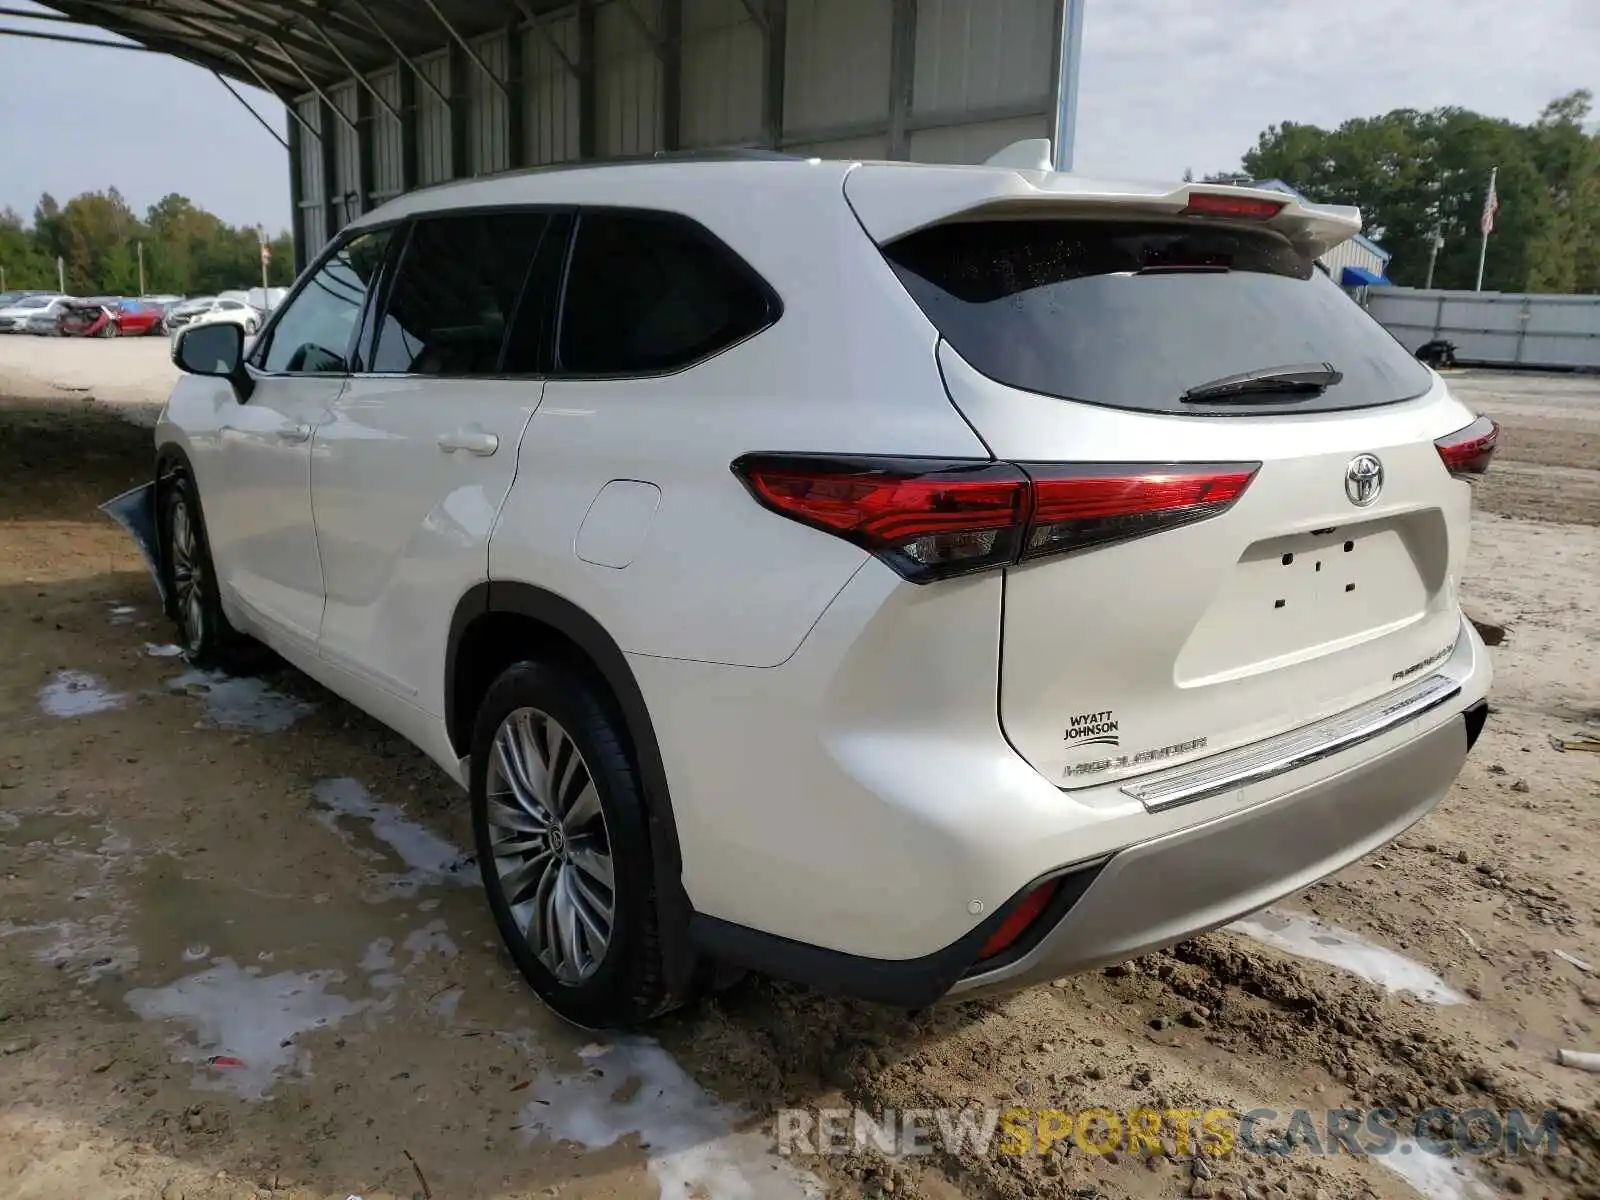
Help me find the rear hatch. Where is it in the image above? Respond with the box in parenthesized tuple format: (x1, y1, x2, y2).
(846, 165, 1486, 790)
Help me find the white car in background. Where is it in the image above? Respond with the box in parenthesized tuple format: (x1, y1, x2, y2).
(171, 298, 264, 342)
(148, 147, 1496, 1027)
(0, 294, 70, 334)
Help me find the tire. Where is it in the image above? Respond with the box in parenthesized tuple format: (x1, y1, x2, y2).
(101, 321, 118, 338)
(470, 662, 686, 1028)
(161, 471, 243, 666)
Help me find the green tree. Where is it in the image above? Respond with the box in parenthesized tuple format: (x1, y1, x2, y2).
(1222, 92, 1596, 293)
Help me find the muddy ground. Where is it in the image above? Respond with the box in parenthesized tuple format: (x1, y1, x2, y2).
(0, 352, 1598, 1200)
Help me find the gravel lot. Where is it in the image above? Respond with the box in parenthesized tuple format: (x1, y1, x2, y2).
(0, 338, 1597, 1200)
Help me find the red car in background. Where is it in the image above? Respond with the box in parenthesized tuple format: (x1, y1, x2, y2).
(58, 298, 166, 338)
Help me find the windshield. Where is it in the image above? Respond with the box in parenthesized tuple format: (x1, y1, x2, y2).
(884, 219, 1431, 415)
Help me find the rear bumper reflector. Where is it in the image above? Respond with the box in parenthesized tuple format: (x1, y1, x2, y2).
(1119, 670, 1463, 812)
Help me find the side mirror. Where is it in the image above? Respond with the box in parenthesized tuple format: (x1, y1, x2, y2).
(173, 322, 253, 400)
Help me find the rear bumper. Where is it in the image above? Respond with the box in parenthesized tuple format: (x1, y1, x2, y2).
(950, 697, 1480, 998)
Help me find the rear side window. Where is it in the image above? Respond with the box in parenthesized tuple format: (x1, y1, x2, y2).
(370, 211, 551, 376)
(885, 220, 1432, 414)
(557, 210, 776, 375)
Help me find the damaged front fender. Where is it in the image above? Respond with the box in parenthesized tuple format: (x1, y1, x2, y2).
(100, 482, 169, 610)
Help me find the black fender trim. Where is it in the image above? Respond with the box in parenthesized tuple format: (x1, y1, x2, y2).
(448, 580, 697, 997)
(689, 858, 1105, 1009)
(151, 442, 198, 619)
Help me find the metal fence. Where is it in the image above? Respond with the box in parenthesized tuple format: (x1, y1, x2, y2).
(1364, 287, 1600, 371)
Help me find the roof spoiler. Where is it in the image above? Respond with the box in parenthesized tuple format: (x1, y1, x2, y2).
(847, 151, 1365, 260)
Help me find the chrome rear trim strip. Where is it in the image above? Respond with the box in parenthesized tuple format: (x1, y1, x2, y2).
(1121, 672, 1463, 812)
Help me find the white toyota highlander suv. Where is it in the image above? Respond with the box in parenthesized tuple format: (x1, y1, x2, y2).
(147, 147, 1495, 1027)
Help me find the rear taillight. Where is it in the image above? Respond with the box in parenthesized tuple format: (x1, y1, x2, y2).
(980, 879, 1059, 960)
(1435, 416, 1498, 478)
(1181, 192, 1286, 220)
(731, 454, 1258, 583)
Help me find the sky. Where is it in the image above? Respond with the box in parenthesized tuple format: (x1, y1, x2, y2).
(0, 0, 1597, 233)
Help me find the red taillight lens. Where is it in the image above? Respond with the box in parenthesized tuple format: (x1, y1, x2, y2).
(980, 879, 1059, 960)
(1180, 192, 1286, 220)
(1022, 465, 1259, 559)
(731, 455, 1030, 582)
(732, 455, 1259, 583)
(1435, 415, 1499, 478)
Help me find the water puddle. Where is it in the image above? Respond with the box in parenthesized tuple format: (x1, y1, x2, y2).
(38, 669, 126, 717)
(143, 643, 185, 658)
(312, 777, 473, 896)
(2, 915, 140, 984)
(169, 669, 315, 732)
(1379, 1139, 1497, 1200)
(108, 604, 138, 626)
(1229, 911, 1467, 1005)
(522, 1038, 822, 1200)
(125, 959, 367, 1099)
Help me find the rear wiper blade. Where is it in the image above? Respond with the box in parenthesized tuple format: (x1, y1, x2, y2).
(1181, 362, 1343, 404)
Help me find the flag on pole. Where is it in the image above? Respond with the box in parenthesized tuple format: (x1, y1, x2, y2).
(1480, 171, 1500, 235)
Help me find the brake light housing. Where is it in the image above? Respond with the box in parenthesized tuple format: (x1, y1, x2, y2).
(1180, 192, 1287, 221)
(731, 454, 1259, 583)
(1435, 415, 1499, 478)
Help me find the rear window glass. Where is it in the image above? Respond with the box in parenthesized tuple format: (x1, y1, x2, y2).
(884, 220, 1431, 414)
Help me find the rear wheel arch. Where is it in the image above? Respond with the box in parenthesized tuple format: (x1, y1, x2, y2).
(446, 581, 697, 995)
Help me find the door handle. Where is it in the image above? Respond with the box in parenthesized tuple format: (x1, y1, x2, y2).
(437, 428, 499, 457)
(276, 423, 312, 443)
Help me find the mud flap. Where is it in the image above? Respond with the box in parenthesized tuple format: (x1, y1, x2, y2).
(100, 482, 169, 610)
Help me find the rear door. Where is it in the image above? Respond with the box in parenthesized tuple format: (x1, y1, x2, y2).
(864, 191, 1485, 789)
(311, 208, 566, 712)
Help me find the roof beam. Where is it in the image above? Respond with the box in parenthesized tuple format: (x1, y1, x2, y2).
(345, 0, 450, 105)
(22, 1, 287, 86)
(212, 70, 292, 151)
(180, 0, 352, 77)
(302, 17, 405, 122)
(268, 34, 361, 133)
(510, 0, 578, 80)
(414, 0, 508, 96)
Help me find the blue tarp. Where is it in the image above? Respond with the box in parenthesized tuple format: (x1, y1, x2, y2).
(1341, 266, 1389, 287)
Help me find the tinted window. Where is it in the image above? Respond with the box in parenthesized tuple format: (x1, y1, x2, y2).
(558, 210, 774, 375)
(370, 212, 550, 376)
(260, 230, 389, 375)
(885, 220, 1431, 414)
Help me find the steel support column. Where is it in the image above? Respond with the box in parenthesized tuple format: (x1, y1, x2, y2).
(1051, 0, 1084, 170)
(448, 40, 471, 177)
(660, 0, 682, 151)
(288, 116, 309, 274)
(506, 19, 527, 168)
(887, 0, 917, 160)
(577, 1, 597, 159)
(760, 0, 786, 149)
(320, 98, 341, 235)
(399, 67, 419, 193)
(356, 85, 376, 215)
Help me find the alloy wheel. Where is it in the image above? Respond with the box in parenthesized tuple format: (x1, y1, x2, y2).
(485, 707, 616, 985)
(168, 496, 206, 651)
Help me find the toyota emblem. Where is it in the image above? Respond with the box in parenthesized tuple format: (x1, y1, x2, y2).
(1345, 454, 1384, 506)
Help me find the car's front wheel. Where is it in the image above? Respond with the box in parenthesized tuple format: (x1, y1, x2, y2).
(470, 662, 682, 1028)
(161, 471, 242, 665)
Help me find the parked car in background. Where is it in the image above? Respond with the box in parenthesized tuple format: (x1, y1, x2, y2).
(0, 294, 73, 334)
(0, 293, 65, 333)
(166, 296, 262, 337)
(178, 298, 263, 338)
(59, 298, 169, 338)
(0, 290, 51, 310)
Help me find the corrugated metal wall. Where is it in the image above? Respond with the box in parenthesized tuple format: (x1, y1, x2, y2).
(680, 0, 763, 147)
(330, 82, 362, 224)
(290, 0, 1066, 266)
(1319, 239, 1387, 281)
(295, 96, 327, 257)
(468, 31, 512, 175)
(1366, 288, 1600, 370)
(417, 50, 453, 185)
(370, 67, 405, 203)
(595, 0, 663, 156)
(524, 8, 581, 164)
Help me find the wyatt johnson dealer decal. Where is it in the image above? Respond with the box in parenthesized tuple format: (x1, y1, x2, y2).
(1063, 710, 1120, 748)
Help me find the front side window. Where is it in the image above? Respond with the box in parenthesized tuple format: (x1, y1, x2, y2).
(259, 230, 389, 375)
(369, 211, 551, 376)
(557, 210, 776, 375)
